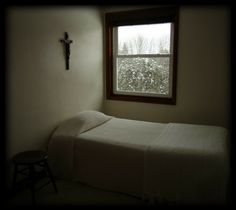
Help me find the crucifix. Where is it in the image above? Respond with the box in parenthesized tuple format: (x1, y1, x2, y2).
(60, 32, 73, 70)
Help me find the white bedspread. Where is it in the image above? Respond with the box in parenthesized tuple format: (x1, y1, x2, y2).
(144, 123, 229, 204)
(47, 113, 230, 205)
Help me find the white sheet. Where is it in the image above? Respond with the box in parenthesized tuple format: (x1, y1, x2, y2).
(47, 115, 230, 205)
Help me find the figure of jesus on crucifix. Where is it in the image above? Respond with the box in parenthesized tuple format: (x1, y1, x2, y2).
(60, 32, 73, 70)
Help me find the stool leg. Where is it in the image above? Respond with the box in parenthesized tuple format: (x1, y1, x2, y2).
(43, 160, 58, 193)
(12, 164, 18, 195)
(29, 165, 36, 205)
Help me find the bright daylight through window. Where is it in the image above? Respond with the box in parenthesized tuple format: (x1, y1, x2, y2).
(114, 23, 172, 97)
(105, 7, 179, 104)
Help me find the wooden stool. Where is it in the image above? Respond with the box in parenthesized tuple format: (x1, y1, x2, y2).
(11, 150, 58, 204)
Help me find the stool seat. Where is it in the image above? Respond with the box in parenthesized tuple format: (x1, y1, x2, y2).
(12, 151, 48, 165)
(11, 150, 58, 205)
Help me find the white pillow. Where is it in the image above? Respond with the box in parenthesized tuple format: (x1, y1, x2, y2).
(53, 110, 113, 137)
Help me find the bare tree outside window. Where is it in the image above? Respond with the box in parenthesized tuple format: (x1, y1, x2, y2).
(105, 7, 179, 104)
(114, 23, 172, 96)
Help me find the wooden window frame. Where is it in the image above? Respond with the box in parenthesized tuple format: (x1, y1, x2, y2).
(105, 6, 179, 104)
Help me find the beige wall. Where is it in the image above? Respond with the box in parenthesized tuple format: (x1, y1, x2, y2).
(5, 5, 230, 187)
(6, 6, 104, 159)
(103, 6, 231, 129)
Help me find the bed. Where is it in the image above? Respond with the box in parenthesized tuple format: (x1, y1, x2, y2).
(47, 110, 230, 205)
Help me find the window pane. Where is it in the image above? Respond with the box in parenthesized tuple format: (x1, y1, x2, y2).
(116, 57, 170, 95)
(106, 7, 178, 104)
(118, 23, 171, 55)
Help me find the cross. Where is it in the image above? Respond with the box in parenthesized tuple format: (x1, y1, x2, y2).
(60, 32, 73, 70)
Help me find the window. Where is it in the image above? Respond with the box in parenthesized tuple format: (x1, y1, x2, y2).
(105, 7, 179, 104)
